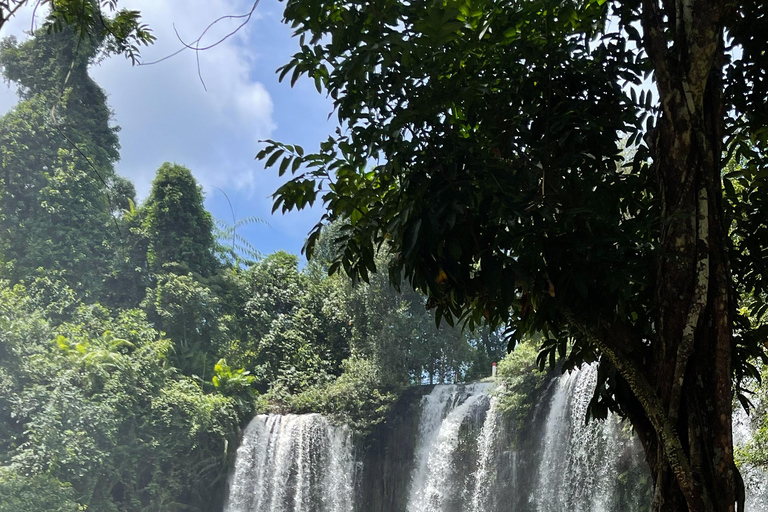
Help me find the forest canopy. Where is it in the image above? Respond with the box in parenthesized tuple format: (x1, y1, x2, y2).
(0, 19, 506, 511)
(0, 1, 767, 511)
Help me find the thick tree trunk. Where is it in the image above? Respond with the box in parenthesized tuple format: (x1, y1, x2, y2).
(635, 1, 739, 510)
(641, 117, 737, 512)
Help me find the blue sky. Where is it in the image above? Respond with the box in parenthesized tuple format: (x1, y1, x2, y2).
(0, 0, 333, 259)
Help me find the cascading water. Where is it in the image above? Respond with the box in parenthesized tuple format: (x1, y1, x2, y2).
(403, 370, 648, 512)
(406, 383, 494, 512)
(733, 405, 768, 511)
(534, 366, 647, 512)
(223, 414, 355, 512)
(470, 392, 503, 512)
(225, 368, 767, 511)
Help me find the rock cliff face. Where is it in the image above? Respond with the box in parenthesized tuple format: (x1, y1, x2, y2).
(355, 385, 433, 512)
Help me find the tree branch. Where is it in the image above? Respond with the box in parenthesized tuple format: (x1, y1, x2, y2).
(139, 0, 260, 91)
(642, 0, 675, 120)
(680, 0, 724, 108)
(0, 0, 30, 33)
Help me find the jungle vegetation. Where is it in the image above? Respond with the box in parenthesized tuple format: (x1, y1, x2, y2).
(1, 1, 768, 511)
(0, 23, 505, 511)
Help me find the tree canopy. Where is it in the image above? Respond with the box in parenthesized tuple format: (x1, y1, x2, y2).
(0, 1, 153, 64)
(261, 0, 768, 510)
(143, 162, 219, 277)
(0, 27, 123, 297)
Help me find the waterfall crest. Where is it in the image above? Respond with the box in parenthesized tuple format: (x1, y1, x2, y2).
(224, 414, 355, 512)
(403, 370, 647, 512)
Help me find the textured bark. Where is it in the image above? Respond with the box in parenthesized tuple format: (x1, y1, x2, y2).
(632, 1, 739, 510)
(528, 2, 739, 509)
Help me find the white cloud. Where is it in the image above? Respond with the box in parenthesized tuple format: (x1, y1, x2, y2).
(0, 1, 329, 256)
(88, 0, 276, 197)
(0, 1, 276, 198)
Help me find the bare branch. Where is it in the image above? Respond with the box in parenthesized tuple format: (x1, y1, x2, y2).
(0, 0, 33, 33)
(139, 0, 260, 91)
(174, 0, 259, 53)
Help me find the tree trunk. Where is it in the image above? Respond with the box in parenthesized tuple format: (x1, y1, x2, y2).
(636, 1, 739, 509)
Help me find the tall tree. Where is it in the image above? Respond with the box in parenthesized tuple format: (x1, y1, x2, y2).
(345, 252, 475, 385)
(313, 223, 480, 385)
(0, 29, 123, 298)
(241, 251, 351, 391)
(262, 0, 768, 510)
(0, 1, 153, 64)
(143, 162, 218, 277)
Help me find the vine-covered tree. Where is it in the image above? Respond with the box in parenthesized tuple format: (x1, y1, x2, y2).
(0, 1, 153, 64)
(262, 0, 768, 510)
(0, 28, 124, 298)
(143, 162, 218, 277)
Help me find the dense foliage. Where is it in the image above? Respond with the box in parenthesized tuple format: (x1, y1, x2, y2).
(494, 341, 549, 444)
(0, 1, 153, 64)
(0, 287, 240, 510)
(143, 163, 219, 277)
(2, 3, 766, 511)
(0, 23, 508, 509)
(0, 28, 121, 298)
(262, 0, 768, 509)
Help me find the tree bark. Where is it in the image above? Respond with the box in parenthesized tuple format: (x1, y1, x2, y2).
(633, 1, 740, 510)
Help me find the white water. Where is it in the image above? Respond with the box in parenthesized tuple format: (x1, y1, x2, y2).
(470, 392, 502, 512)
(401, 369, 647, 512)
(535, 366, 642, 512)
(733, 405, 768, 511)
(224, 414, 355, 512)
(406, 382, 494, 512)
(225, 370, 768, 511)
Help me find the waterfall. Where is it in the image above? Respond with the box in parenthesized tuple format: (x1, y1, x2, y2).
(402, 370, 648, 512)
(535, 366, 646, 512)
(733, 406, 768, 510)
(224, 369, 767, 511)
(470, 392, 502, 512)
(224, 414, 355, 512)
(406, 382, 494, 512)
